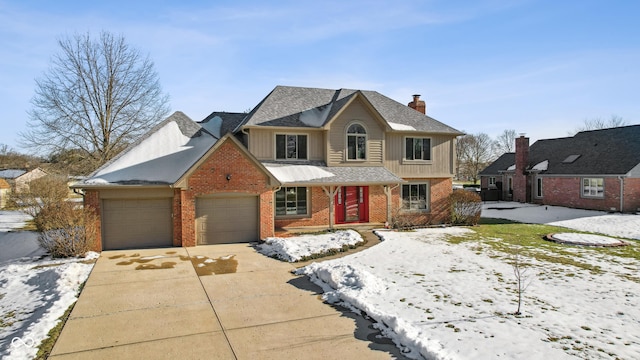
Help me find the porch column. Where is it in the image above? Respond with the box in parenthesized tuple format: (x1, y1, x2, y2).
(384, 184, 400, 226)
(322, 186, 341, 230)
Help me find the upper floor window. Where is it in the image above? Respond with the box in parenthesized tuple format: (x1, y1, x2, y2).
(346, 123, 366, 160)
(276, 134, 307, 160)
(405, 137, 431, 161)
(582, 178, 604, 198)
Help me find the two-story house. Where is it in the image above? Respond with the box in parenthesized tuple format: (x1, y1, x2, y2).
(76, 86, 462, 250)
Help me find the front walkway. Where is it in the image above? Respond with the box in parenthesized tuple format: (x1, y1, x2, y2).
(50, 243, 405, 359)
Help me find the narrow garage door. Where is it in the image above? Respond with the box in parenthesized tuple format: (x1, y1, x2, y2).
(102, 198, 173, 250)
(196, 196, 259, 245)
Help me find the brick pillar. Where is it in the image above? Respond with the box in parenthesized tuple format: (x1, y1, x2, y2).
(513, 135, 529, 202)
(84, 190, 102, 252)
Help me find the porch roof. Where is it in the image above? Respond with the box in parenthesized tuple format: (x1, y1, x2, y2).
(261, 161, 405, 186)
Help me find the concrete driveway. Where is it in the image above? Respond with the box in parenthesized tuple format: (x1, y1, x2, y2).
(49, 244, 406, 359)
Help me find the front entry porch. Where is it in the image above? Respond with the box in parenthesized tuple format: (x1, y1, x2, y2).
(335, 186, 369, 224)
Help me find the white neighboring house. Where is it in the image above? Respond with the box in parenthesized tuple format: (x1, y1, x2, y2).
(0, 178, 9, 208)
(0, 168, 48, 199)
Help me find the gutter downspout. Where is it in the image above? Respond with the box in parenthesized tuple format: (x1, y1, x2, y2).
(618, 176, 625, 212)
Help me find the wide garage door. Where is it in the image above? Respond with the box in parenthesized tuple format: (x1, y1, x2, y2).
(102, 198, 173, 250)
(196, 196, 259, 245)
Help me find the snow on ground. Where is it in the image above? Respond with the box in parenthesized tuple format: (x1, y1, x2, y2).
(482, 202, 640, 240)
(289, 206, 640, 359)
(0, 211, 97, 359)
(0, 211, 45, 265)
(550, 233, 627, 246)
(257, 230, 362, 262)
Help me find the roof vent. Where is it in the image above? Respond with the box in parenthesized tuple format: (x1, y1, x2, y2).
(562, 154, 581, 164)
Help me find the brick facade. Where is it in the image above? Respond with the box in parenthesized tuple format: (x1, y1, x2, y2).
(535, 176, 640, 213)
(178, 139, 275, 247)
(83, 189, 102, 252)
(272, 181, 453, 229)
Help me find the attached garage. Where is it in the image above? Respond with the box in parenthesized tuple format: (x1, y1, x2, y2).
(196, 196, 259, 245)
(102, 198, 173, 250)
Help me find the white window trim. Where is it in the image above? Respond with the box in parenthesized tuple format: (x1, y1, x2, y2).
(581, 177, 604, 198)
(274, 187, 310, 218)
(489, 177, 496, 186)
(401, 181, 430, 212)
(345, 121, 368, 161)
(402, 136, 432, 164)
(274, 133, 309, 161)
(535, 177, 543, 198)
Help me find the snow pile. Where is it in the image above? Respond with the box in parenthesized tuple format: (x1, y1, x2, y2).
(548, 233, 627, 246)
(549, 214, 640, 240)
(257, 230, 363, 262)
(263, 163, 334, 183)
(296, 227, 640, 359)
(0, 252, 98, 359)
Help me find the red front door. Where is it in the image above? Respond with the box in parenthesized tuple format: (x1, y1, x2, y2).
(335, 186, 369, 224)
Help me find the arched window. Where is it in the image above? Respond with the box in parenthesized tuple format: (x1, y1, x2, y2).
(346, 123, 366, 160)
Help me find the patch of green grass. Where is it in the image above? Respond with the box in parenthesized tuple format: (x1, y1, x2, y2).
(35, 302, 75, 359)
(0, 310, 17, 328)
(446, 222, 640, 271)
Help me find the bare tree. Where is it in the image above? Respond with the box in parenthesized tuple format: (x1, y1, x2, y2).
(493, 129, 517, 156)
(573, 115, 628, 134)
(511, 242, 532, 315)
(457, 133, 494, 183)
(21, 31, 170, 170)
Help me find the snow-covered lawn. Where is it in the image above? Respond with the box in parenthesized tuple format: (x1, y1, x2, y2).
(290, 206, 640, 359)
(0, 211, 97, 360)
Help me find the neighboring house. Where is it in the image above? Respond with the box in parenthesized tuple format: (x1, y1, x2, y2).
(75, 86, 463, 250)
(0, 178, 10, 208)
(480, 125, 640, 212)
(0, 168, 48, 193)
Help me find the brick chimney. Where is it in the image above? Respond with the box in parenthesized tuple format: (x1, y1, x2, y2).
(513, 134, 530, 202)
(408, 94, 426, 114)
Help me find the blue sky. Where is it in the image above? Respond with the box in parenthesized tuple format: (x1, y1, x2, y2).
(1, 0, 638, 151)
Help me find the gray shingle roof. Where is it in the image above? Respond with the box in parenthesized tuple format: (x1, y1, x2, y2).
(0, 169, 27, 179)
(262, 161, 404, 186)
(236, 85, 462, 135)
(201, 112, 247, 136)
(483, 125, 640, 176)
(479, 153, 515, 176)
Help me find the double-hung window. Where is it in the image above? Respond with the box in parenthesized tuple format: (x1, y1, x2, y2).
(275, 187, 308, 216)
(405, 137, 431, 161)
(401, 183, 429, 210)
(489, 177, 496, 186)
(582, 178, 604, 198)
(276, 134, 307, 160)
(346, 124, 366, 160)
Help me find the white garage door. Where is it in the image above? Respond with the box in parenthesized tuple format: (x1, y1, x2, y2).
(102, 198, 173, 250)
(196, 196, 259, 245)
